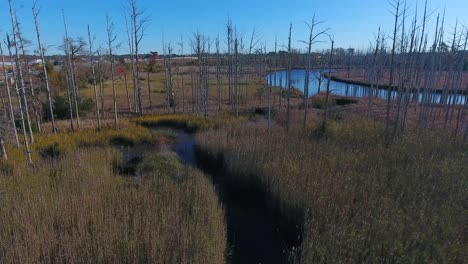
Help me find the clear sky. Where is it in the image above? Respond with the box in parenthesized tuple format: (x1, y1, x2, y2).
(0, 0, 466, 55)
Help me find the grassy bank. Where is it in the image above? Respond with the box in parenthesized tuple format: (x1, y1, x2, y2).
(0, 124, 226, 263)
(196, 118, 467, 263)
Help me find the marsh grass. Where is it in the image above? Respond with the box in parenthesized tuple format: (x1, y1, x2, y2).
(133, 114, 246, 132)
(197, 118, 467, 263)
(0, 123, 226, 264)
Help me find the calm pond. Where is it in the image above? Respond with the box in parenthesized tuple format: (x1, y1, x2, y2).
(267, 69, 467, 105)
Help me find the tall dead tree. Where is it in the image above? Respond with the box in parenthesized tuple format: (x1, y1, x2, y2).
(6, 34, 32, 164)
(97, 49, 106, 118)
(385, 0, 402, 145)
(301, 16, 328, 128)
(88, 25, 101, 130)
(287, 23, 293, 129)
(216, 36, 222, 111)
(0, 41, 19, 147)
(16, 18, 42, 135)
(33, 1, 57, 133)
(227, 18, 233, 107)
(168, 46, 177, 114)
(323, 36, 335, 130)
(106, 15, 118, 128)
(234, 31, 240, 117)
(178, 35, 186, 113)
(62, 10, 81, 130)
(129, 0, 149, 115)
(8, 1, 34, 145)
(125, 16, 137, 113)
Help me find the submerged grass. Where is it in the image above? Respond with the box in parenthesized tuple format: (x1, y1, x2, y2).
(197, 118, 467, 263)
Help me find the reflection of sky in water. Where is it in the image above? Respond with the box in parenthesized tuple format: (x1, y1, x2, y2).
(267, 69, 466, 105)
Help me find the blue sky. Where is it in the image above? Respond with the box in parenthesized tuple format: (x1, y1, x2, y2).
(0, 0, 466, 55)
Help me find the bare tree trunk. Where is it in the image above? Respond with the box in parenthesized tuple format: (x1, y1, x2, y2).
(64, 62, 75, 131)
(107, 15, 118, 128)
(8, 3, 34, 145)
(0, 42, 19, 147)
(97, 52, 105, 119)
(88, 25, 101, 130)
(125, 15, 137, 113)
(6, 33, 32, 164)
(18, 27, 42, 135)
(234, 32, 239, 117)
(384, 0, 401, 145)
(216, 36, 222, 111)
(147, 70, 152, 110)
(227, 18, 233, 107)
(124, 74, 132, 112)
(129, 0, 148, 115)
(62, 10, 80, 130)
(302, 16, 327, 128)
(287, 23, 293, 129)
(323, 38, 335, 130)
(33, 2, 57, 133)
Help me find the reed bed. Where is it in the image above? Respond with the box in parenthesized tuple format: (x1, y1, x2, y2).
(0, 127, 226, 263)
(197, 118, 467, 263)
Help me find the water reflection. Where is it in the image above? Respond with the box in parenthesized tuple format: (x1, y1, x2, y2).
(267, 69, 466, 105)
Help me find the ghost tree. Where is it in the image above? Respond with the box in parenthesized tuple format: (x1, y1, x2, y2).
(384, 0, 403, 145)
(0, 41, 19, 148)
(16, 16, 42, 134)
(323, 35, 335, 131)
(286, 23, 293, 129)
(215, 36, 222, 111)
(87, 25, 102, 130)
(106, 15, 119, 128)
(128, 0, 149, 115)
(33, 0, 57, 133)
(300, 15, 329, 128)
(6, 34, 32, 164)
(8, 1, 34, 145)
(62, 10, 81, 130)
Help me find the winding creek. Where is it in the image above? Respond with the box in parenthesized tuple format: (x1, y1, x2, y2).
(268, 69, 467, 104)
(120, 128, 300, 264)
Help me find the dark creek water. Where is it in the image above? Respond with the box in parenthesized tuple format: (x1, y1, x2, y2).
(268, 69, 467, 104)
(174, 130, 300, 264)
(117, 129, 300, 263)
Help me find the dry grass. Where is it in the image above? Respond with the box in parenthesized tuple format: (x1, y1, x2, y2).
(0, 123, 226, 264)
(196, 117, 467, 263)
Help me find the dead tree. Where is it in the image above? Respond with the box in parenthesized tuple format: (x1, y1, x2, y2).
(300, 16, 328, 128)
(216, 36, 222, 111)
(97, 49, 106, 118)
(33, 1, 57, 133)
(106, 15, 118, 128)
(287, 23, 293, 129)
(128, 0, 149, 115)
(227, 18, 233, 107)
(16, 17, 42, 135)
(323, 36, 335, 130)
(234, 31, 240, 117)
(62, 10, 81, 129)
(125, 16, 137, 113)
(87, 25, 102, 130)
(178, 35, 186, 113)
(6, 34, 32, 164)
(0, 41, 19, 147)
(165, 46, 176, 114)
(8, 1, 34, 145)
(385, 0, 402, 145)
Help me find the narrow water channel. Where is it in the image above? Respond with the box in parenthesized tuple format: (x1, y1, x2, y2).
(173, 130, 298, 264)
